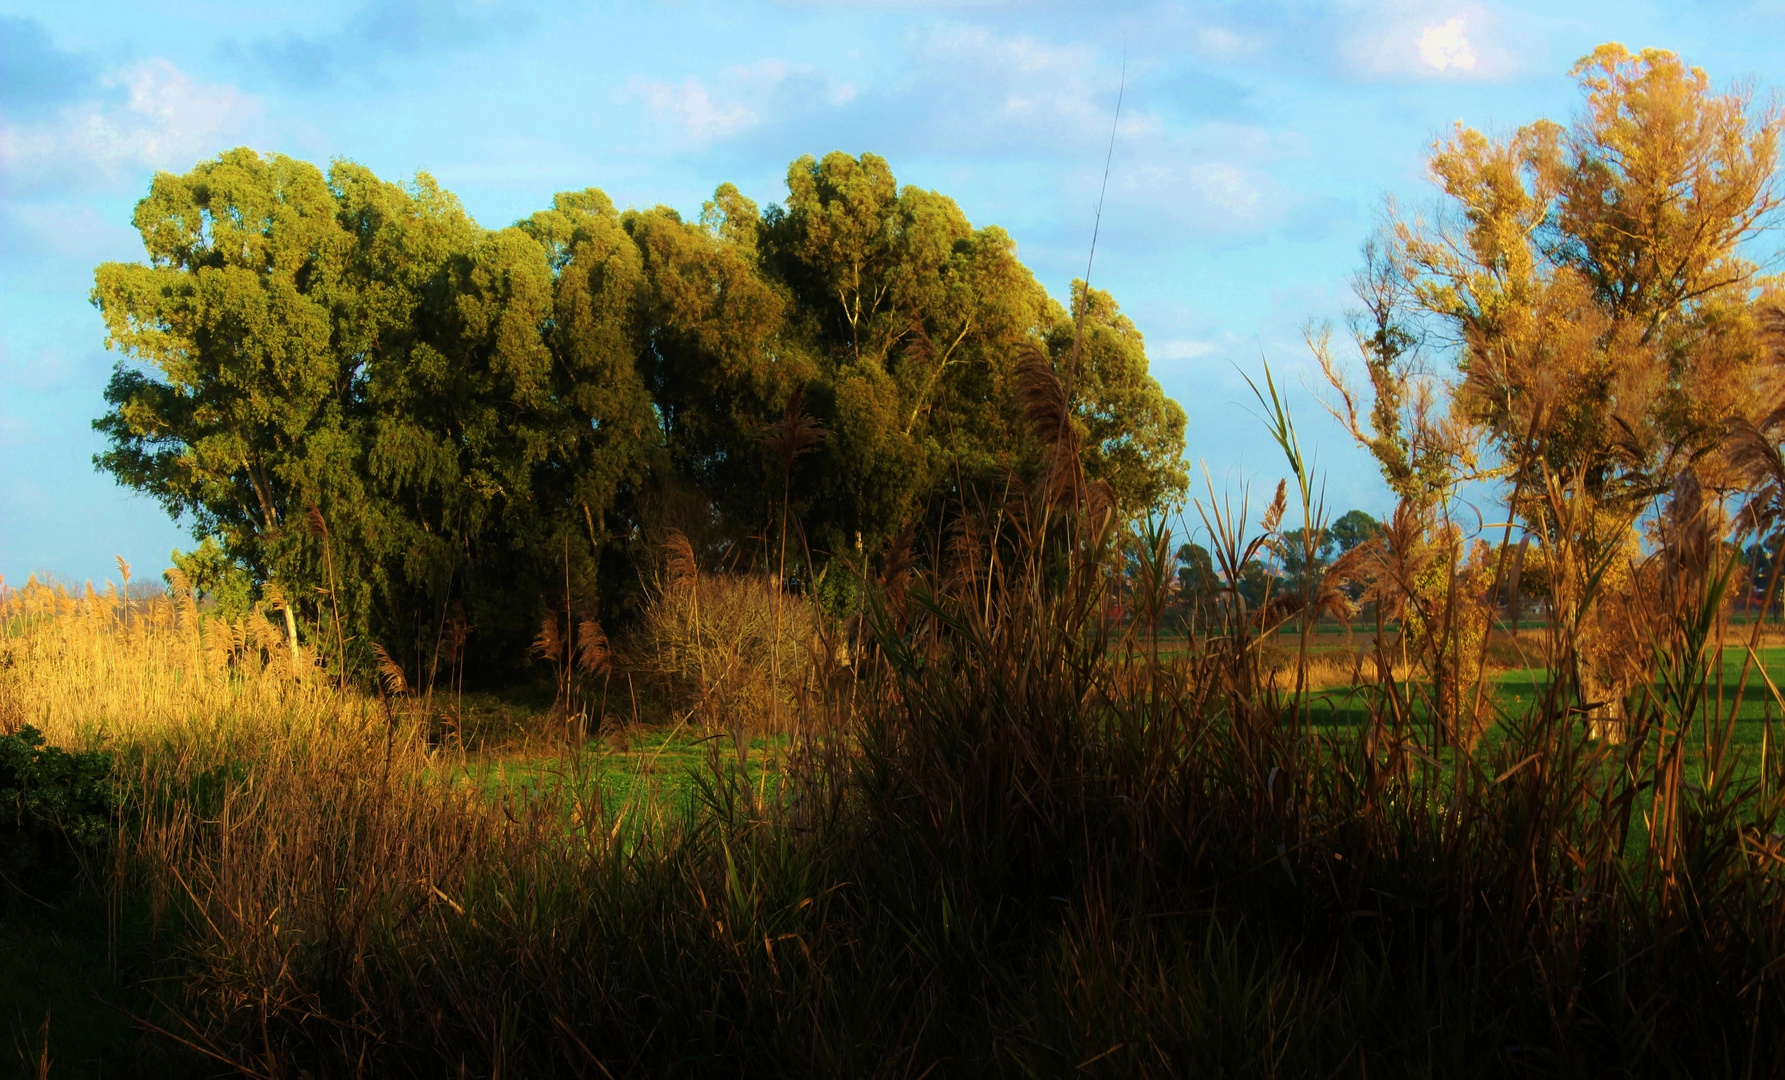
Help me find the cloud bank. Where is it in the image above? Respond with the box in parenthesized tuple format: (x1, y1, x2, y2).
(0, 19, 259, 194)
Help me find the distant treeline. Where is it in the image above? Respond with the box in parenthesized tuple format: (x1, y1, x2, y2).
(92, 149, 1187, 676)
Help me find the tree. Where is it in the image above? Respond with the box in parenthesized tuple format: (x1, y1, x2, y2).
(761, 152, 1188, 556)
(1046, 284, 1190, 520)
(97, 151, 661, 677)
(95, 148, 1190, 681)
(1410, 45, 1782, 505)
(1278, 526, 1336, 588)
(1274, 511, 1380, 603)
(169, 537, 254, 618)
(92, 149, 359, 659)
(1328, 509, 1380, 556)
(1175, 541, 1217, 631)
(1326, 509, 1381, 603)
(763, 152, 1051, 556)
(1326, 44, 1784, 739)
(627, 198, 804, 550)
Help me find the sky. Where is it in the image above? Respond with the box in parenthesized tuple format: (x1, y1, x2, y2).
(0, 0, 1778, 586)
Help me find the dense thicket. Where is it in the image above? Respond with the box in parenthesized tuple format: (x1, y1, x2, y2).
(92, 151, 1187, 677)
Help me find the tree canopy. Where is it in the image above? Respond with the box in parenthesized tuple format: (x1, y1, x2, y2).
(93, 149, 1188, 677)
(1345, 44, 1784, 513)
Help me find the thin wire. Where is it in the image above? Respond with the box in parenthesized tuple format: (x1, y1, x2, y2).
(1084, 53, 1127, 303)
(1067, 50, 1127, 392)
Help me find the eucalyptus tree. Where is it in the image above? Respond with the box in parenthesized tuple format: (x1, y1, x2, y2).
(92, 149, 362, 657)
(1045, 283, 1188, 520)
(95, 152, 660, 672)
(762, 152, 1188, 555)
(94, 148, 1189, 675)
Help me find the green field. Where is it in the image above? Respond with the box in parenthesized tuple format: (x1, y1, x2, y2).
(459, 726, 786, 818)
(1298, 643, 1785, 743)
(469, 646, 1785, 808)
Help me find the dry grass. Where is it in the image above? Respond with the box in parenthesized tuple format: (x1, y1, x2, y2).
(0, 575, 357, 753)
(8, 477, 1785, 1075)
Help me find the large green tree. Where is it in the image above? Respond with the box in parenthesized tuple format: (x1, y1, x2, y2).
(95, 151, 660, 675)
(93, 149, 360, 656)
(758, 152, 1187, 554)
(95, 148, 1187, 678)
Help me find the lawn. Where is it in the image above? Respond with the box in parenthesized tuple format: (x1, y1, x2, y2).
(1301, 644, 1785, 760)
(453, 723, 789, 821)
(464, 645, 1785, 809)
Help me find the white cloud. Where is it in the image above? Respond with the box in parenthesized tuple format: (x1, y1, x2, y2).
(1150, 338, 1219, 362)
(907, 25, 1128, 149)
(1341, 3, 1516, 81)
(621, 60, 855, 146)
(1195, 164, 1262, 216)
(774, 0, 1016, 7)
(625, 75, 761, 142)
(840, 25, 1296, 245)
(611, 23, 1306, 248)
(1195, 26, 1256, 59)
(1079, 114, 1304, 247)
(1106, 148, 1287, 242)
(0, 59, 259, 190)
(1416, 17, 1478, 72)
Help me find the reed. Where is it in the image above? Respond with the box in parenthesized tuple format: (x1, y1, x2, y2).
(0, 574, 348, 751)
(9, 404, 1785, 1075)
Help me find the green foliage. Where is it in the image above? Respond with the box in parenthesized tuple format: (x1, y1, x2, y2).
(1328, 508, 1380, 554)
(0, 726, 116, 848)
(1176, 541, 1214, 591)
(169, 536, 254, 617)
(0, 726, 117, 890)
(1048, 282, 1189, 518)
(1237, 559, 1273, 612)
(91, 150, 354, 608)
(1278, 509, 1379, 599)
(93, 148, 1187, 680)
(1175, 541, 1217, 630)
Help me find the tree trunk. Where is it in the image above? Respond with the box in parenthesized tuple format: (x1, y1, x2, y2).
(282, 601, 302, 667)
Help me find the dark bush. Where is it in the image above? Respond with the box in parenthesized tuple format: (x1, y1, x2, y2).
(0, 725, 116, 892)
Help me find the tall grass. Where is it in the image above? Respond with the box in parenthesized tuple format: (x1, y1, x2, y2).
(10, 394, 1785, 1075)
(0, 574, 349, 750)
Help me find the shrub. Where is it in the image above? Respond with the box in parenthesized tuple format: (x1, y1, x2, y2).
(628, 568, 818, 733)
(0, 725, 116, 889)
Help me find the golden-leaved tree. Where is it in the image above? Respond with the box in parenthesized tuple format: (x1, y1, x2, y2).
(1323, 44, 1784, 743)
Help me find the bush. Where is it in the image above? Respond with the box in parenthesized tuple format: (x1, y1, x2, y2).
(0, 725, 116, 890)
(628, 570, 819, 733)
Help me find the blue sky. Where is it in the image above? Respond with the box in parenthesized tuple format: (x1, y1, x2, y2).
(0, 0, 1776, 585)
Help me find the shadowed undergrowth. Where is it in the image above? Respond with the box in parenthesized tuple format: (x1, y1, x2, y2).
(9, 467, 1785, 1078)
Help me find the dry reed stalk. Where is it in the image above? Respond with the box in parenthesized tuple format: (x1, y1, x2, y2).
(0, 576, 330, 751)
